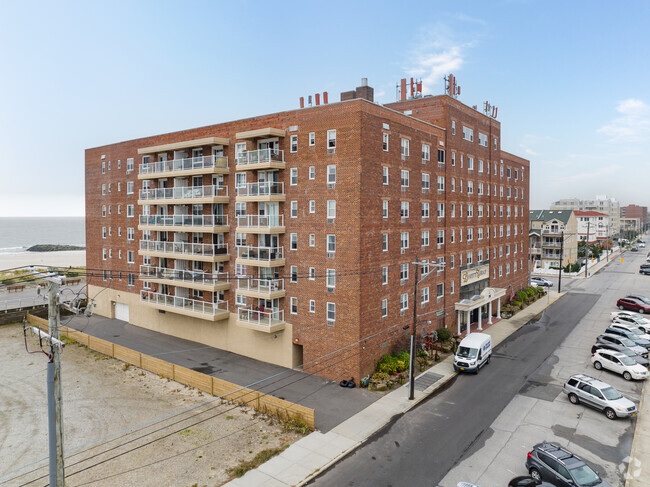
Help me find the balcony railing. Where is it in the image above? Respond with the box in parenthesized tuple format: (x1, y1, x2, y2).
(235, 148, 284, 165)
(140, 265, 228, 286)
(542, 241, 562, 247)
(140, 240, 228, 258)
(139, 155, 228, 175)
(542, 253, 561, 259)
(236, 246, 284, 262)
(139, 214, 228, 227)
(235, 182, 284, 197)
(529, 248, 541, 255)
(236, 214, 284, 228)
(237, 307, 284, 327)
(237, 278, 284, 294)
(141, 290, 228, 316)
(139, 185, 228, 201)
(542, 228, 563, 234)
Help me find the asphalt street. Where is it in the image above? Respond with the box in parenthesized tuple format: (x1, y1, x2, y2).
(308, 291, 599, 486)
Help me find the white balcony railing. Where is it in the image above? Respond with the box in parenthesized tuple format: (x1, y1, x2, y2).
(234, 148, 284, 165)
(236, 214, 284, 228)
(237, 307, 284, 327)
(235, 181, 284, 197)
(139, 214, 228, 227)
(237, 278, 284, 294)
(141, 290, 228, 316)
(139, 185, 228, 201)
(140, 265, 228, 286)
(236, 246, 284, 262)
(139, 155, 228, 175)
(140, 240, 228, 258)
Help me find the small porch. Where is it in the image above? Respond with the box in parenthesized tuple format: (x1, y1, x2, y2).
(454, 287, 506, 336)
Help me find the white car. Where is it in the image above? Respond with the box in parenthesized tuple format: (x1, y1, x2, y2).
(611, 311, 650, 333)
(592, 350, 649, 381)
(609, 322, 650, 341)
(640, 243, 646, 248)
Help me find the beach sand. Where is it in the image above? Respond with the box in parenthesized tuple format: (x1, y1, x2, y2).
(0, 250, 85, 270)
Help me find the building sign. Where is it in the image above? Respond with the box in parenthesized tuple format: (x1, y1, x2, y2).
(460, 264, 490, 286)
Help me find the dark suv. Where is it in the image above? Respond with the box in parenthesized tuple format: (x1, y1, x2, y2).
(526, 443, 611, 486)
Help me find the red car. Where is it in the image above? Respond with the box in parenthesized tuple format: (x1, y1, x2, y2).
(617, 297, 650, 314)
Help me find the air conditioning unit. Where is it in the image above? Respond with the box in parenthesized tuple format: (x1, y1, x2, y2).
(327, 218, 335, 224)
(327, 252, 335, 258)
(327, 148, 335, 155)
(400, 310, 405, 316)
(401, 248, 405, 254)
(327, 183, 335, 189)
(327, 287, 334, 293)
(327, 320, 335, 327)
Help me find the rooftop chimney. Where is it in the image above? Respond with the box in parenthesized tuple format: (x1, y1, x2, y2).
(340, 78, 374, 102)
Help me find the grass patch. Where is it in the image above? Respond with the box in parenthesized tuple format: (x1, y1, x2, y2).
(227, 445, 288, 478)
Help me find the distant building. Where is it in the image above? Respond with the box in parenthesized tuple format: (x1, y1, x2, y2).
(574, 211, 609, 243)
(620, 217, 641, 235)
(529, 210, 578, 269)
(550, 195, 620, 237)
(620, 204, 648, 227)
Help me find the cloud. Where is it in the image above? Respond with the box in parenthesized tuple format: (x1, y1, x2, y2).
(549, 163, 621, 186)
(597, 98, 650, 142)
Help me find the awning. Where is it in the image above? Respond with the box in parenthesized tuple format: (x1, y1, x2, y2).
(138, 136, 230, 155)
(454, 287, 506, 312)
(236, 128, 286, 139)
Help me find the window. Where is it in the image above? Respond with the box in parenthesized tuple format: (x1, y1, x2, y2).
(401, 138, 410, 157)
(235, 202, 247, 218)
(235, 172, 247, 189)
(327, 302, 336, 323)
(462, 126, 474, 141)
(326, 269, 336, 289)
(451, 204, 455, 218)
(290, 233, 298, 250)
(437, 148, 445, 164)
(451, 178, 456, 192)
(381, 299, 388, 317)
(102, 227, 106, 238)
(422, 173, 430, 191)
(126, 204, 134, 218)
(309, 166, 315, 179)
(478, 132, 488, 147)
(437, 203, 445, 218)
(400, 263, 409, 281)
(478, 182, 484, 196)
(382, 133, 389, 151)
(309, 132, 315, 146)
(382, 266, 388, 285)
(291, 297, 298, 314)
(467, 204, 474, 217)
(437, 176, 445, 193)
(327, 130, 336, 150)
(381, 199, 389, 219)
(437, 283, 444, 299)
(450, 255, 455, 269)
(127, 157, 134, 172)
(507, 167, 511, 179)
(400, 293, 408, 311)
(102, 248, 107, 260)
(451, 229, 455, 243)
(309, 200, 316, 214)
(468, 157, 474, 171)
(478, 249, 483, 261)
(382, 166, 389, 185)
(327, 165, 336, 185)
(400, 201, 409, 218)
(450, 280, 455, 294)
(494, 137, 498, 150)
(127, 227, 134, 241)
(422, 202, 429, 218)
(290, 135, 298, 153)
(467, 228, 473, 242)
(236, 293, 247, 306)
(127, 251, 135, 264)
(422, 231, 429, 247)
(382, 233, 388, 251)
(422, 143, 430, 162)
(437, 230, 444, 246)
(128, 273, 135, 286)
(327, 200, 336, 219)
(118, 227, 122, 237)
(291, 266, 298, 283)
(467, 181, 473, 194)
(400, 232, 409, 250)
(101, 184, 106, 195)
(451, 120, 456, 135)
(117, 205, 121, 215)
(478, 227, 484, 241)
(309, 267, 316, 280)
(401, 170, 409, 188)
(451, 151, 456, 166)
(126, 181, 134, 195)
(118, 249, 122, 259)
(290, 168, 298, 185)
(421, 287, 430, 304)
(291, 201, 298, 218)
(118, 182, 121, 192)
(310, 299, 316, 313)
(327, 234, 336, 253)
(108, 183, 112, 193)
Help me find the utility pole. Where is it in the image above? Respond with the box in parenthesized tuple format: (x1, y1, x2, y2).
(409, 255, 420, 401)
(47, 278, 65, 486)
(558, 231, 564, 293)
(606, 220, 610, 262)
(584, 221, 591, 278)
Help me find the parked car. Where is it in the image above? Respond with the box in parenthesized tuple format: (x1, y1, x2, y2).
(595, 334, 648, 357)
(453, 333, 492, 374)
(591, 342, 649, 368)
(610, 311, 650, 331)
(604, 327, 650, 349)
(525, 442, 612, 486)
(531, 276, 553, 287)
(617, 297, 650, 314)
(508, 476, 553, 486)
(625, 294, 650, 305)
(609, 322, 650, 341)
(631, 245, 639, 252)
(563, 374, 637, 419)
(591, 350, 649, 381)
(640, 242, 646, 248)
(639, 267, 650, 275)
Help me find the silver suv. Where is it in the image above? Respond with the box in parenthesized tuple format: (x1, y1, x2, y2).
(563, 374, 637, 419)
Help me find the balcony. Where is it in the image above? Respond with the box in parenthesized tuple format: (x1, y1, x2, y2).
(542, 228, 563, 235)
(138, 185, 229, 205)
(237, 278, 285, 299)
(139, 240, 229, 263)
(542, 241, 562, 248)
(140, 265, 230, 292)
(235, 149, 285, 171)
(235, 182, 285, 202)
(236, 214, 285, 234)
(236, 245, 285, 267)
(236, 307, 285, 333)
(138, 214, 229, 233)
(542, 252, 561, 259)
(529, 247, 541, 255)
(138, 155, 229, 179)
(141, 290, 229, 321)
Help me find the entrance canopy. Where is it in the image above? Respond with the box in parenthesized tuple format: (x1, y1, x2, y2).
(454, 287, 506, 335)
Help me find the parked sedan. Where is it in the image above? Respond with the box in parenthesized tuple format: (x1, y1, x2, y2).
(610, 311, 650, 331)
(531, 276, 553, 287)
(592, 350, 649, 381)
(609, 322, 650, 341)
(591, 342, 650, 368)
(631, 245, 639, 252)
(640, 268, 650, 276)
(604, 327, 650, 349)
(595, 334, 648, 357)
(617, 297, 650, 314)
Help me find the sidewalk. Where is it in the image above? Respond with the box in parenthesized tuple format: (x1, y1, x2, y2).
(225, 291, 565, 487)
(534, 249, 622, 279)
(627, 380, 649, 486)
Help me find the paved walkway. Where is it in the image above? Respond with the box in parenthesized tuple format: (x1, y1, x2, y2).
(225, 291, 565, 487)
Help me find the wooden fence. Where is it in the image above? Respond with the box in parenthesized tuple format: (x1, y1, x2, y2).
(26, 314, 315, 429)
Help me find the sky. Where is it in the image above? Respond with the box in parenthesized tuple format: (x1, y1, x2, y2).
(1, 0, 649, 217)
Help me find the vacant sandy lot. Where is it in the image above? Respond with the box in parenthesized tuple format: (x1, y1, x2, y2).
(0, 323, 301, 486)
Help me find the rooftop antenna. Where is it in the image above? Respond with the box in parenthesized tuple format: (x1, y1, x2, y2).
(444, 73, 460, 99)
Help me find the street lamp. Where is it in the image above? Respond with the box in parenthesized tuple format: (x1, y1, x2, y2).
(408, 256, 445, 400)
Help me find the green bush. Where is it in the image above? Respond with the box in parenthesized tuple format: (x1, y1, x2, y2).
(516, 290, 527, 302)
(376, 351, 410, 375)
(525, 287, 536, 297)
(437, 327, 452, 342)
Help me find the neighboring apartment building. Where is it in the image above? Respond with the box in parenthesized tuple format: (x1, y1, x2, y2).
(620, 217, 641, 235)
(550, 195, 620, 237)
(574, 211, 609, 243)
(529, 210, 578, 269)
(85, 79, 530, 382)
(621, 204, 648, 227)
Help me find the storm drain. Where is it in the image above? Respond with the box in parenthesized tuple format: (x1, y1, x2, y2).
(414, 371, 444, 391)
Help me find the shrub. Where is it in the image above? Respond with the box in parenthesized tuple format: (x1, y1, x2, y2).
(516, 290, 527, 302)
(376, 351, 410, 375)
(371, 372, 390, 382)
(437, 327, 452, 342)
(525, 287, 536, 297)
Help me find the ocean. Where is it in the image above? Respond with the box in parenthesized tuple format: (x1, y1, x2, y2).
(0, 217, 85, 255)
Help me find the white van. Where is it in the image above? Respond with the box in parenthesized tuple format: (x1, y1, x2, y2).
(453, 333, 492, 374)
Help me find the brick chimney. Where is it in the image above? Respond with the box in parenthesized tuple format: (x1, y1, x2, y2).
(340, 78, 374, 102)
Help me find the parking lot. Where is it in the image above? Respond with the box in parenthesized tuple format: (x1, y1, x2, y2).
(440, 249, 648, 486)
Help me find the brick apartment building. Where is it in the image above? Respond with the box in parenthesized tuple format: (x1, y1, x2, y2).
(85, 79, 530, 382)
(620, 204, 648, 228)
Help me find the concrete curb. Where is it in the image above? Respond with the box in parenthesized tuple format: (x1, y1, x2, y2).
(625, 378, 648, 487)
